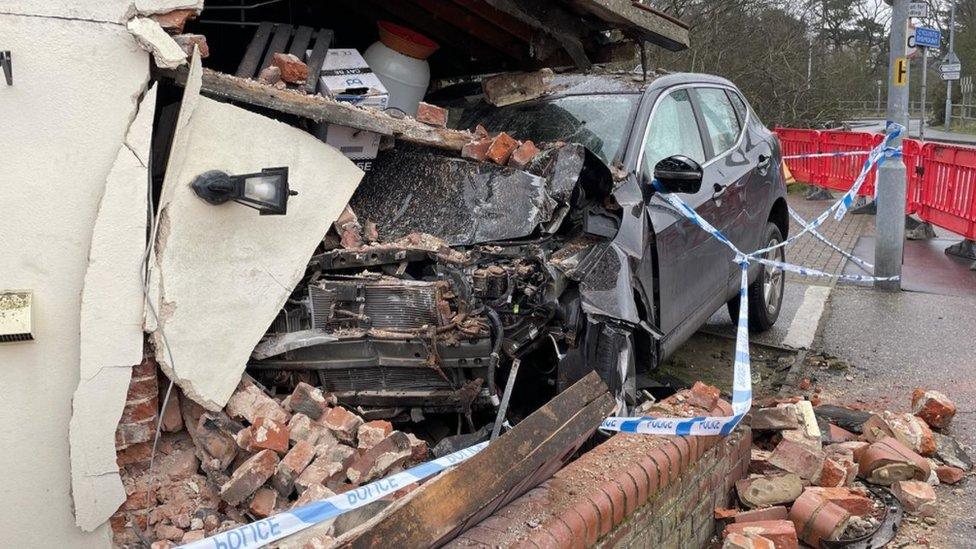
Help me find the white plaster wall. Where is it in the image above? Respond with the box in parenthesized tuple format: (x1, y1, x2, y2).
(0, 14, 150, 548)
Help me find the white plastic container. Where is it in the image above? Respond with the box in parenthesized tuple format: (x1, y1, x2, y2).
(363, 41, 430, 116)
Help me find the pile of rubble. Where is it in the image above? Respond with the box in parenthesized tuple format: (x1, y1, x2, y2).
(718, 389, 971, 548)
(117, 373, 428, 548)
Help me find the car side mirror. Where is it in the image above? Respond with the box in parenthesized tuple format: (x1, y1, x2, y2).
(653, 155, 703, 194)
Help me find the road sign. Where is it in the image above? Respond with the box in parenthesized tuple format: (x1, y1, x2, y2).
(943, 51, 961, 65)
(915, 27, 941, 48)
(907, 24, 918, 58)
(909, 2, 928, 18)
(942, 71, 961, 81)
(941, 63, 962, 72)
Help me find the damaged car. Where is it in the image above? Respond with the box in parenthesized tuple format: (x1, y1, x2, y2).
(248, 72, 789, 431)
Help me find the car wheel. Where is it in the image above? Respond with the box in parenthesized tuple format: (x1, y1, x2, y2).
(727, 222, 785, 332)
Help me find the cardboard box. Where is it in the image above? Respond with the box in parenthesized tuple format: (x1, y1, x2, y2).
(310, 49, 389, 166)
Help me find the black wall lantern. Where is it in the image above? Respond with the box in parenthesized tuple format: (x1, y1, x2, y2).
(191, 167, 296, 215)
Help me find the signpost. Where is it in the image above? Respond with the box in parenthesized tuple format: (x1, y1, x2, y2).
(909, 2, 928, 18)
(913, 28, 940, 141)
(945, 1, 958, 128)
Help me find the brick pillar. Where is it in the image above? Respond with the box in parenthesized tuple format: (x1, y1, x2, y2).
(110, 348, 160, 545)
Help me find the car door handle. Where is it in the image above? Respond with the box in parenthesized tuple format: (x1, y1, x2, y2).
(757, 154, 771, 169)
(712, 182, 728, 200)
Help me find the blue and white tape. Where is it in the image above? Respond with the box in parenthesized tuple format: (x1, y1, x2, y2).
(179, 442, 488, 549)
(782, 150, 872, 160)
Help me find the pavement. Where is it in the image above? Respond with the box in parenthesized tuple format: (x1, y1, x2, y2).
(847, 118, 976, 146)
(701, 187, 976, 547)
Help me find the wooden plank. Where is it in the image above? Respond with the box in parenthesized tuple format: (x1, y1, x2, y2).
(303, 28, 333, 95)
(288, 25, 315, 58)
(345, 371, 614, 548)
(162, 67, 475, 151)
(235, 21, 273, 78)
(566, 0, 689, 51)
(260, 23, 293, 73)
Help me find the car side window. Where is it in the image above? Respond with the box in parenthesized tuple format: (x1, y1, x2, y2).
(641, 89, 706, 177)
(696, 88, 742, 156)
(727, 91, 749, 126)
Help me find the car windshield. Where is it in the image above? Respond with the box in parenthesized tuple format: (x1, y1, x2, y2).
(456, 94, 641, 165)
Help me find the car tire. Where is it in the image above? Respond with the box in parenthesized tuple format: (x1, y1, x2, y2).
(727, 222, 785, 332)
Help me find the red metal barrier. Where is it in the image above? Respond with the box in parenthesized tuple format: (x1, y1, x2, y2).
(775, 128, 820, 184)
(819, 131, 882, 195)
(916, 143, 976, 239)
(902, 139, 923, 214)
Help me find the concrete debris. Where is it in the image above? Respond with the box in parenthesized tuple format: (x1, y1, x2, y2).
(735, 473, 804, 508)
(932, 431, 973, 471)
(911, 389, 956, 430)
(258, 65, 282, 85)
(751, 407, 800, 431)
(127, 17, 187, 69)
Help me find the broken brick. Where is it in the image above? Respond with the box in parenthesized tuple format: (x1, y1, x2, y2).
(225, 380, 290, 425)
(219, 450, 279, 506)
(346, 431, 412, 484)
(768, 438, 825, 480)
(788, 490, 851, 547)
(290, 382, 330, 420)
(912, 389, 956, 430)
(723, 532, 776, 549)
(190, 413, 239, 470)
(273, 440, 317, 496)
(751, 407, 800, 431)
(508, 140, 539, 169)
(172, 34, 209, 58)
(724, 520, 798, 549)
(155, 523, 184, 542)
(258, 65, 281, 85)
(885, 411, 936, 456)
(415, 102, 447, 127)
(319, 406, 363, 445)
(825, 441, 869, 462)
(288, 413, 321, 446)
(358, 420, 393, 449)
(825, 424, 857, 443)
(735, 473, 803, 508)
(293, 483, 336, 508)
(248, 488, 277, 519)
(461, 138, 492, 162)
(295, 454, 345, 494)
(687, 381, 721, 410)
(159, 390, 183, 433)
(181, 531, 205, 544)
(815, 453, 856, 488)
(482, 69, 553, 107)
(271, 53, 308, 84)
(860, 414, 895, 443)
(935, 465, 965, 484)
(715, 507, 739, 520)
(245, 417, 290, 454)
(150, 9, 198, 34)
(735, 506, 789, 523)
(485, 132, 518, 165)
(803, 487, 875, 516)
(890, 480, 937, 514)
(406, 433, 429, 462)
(858, 438, 930, 485)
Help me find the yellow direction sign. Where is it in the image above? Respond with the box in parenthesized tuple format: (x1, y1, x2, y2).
(895, 57, 908, 86)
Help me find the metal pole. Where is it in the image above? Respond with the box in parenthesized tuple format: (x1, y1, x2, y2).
(921, 46, 928, 140)
(875, 0, 909, 291)
(945, 0, 957, 128)
(877, 79, 883, 115)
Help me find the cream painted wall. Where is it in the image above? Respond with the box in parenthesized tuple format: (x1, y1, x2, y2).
(0, 13, 151, 547)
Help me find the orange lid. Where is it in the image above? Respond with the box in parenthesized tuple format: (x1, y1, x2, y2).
(377, 21, 439, 60)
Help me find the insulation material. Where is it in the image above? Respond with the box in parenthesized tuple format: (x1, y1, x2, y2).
(69, 83, 156, 532)
(147, 53, 364, 411)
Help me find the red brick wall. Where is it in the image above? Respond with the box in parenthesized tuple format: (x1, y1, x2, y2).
(448, 427, 752, 548)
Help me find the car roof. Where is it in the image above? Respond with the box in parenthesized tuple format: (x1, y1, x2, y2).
(546, 70, 737, 96)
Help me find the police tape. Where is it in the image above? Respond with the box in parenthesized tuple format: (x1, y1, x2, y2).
(787, 206, 875, 273)
(178, 442, 488, 549)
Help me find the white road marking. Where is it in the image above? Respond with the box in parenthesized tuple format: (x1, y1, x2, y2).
(781, 285, 832, 349)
